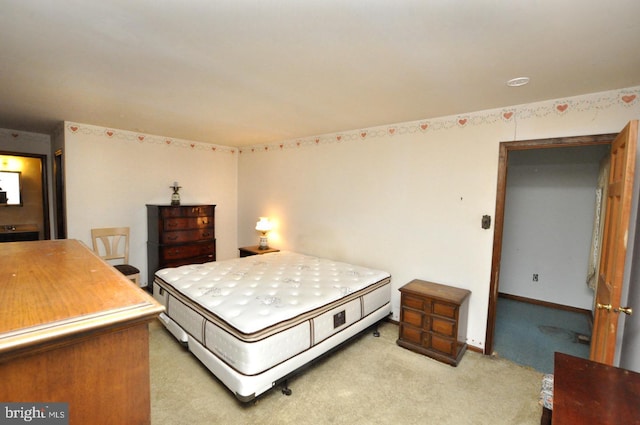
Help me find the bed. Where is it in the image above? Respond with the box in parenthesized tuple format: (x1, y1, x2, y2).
(152, 250, 392, 402)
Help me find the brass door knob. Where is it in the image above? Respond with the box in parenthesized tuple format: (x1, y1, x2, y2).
(615, 306, 633, 315)
(597, 303, 612, 311)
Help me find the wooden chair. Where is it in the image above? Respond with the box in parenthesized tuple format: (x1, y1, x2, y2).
(91, 227, 140, 285)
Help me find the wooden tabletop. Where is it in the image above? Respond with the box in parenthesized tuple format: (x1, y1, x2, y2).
(0, 240, 164, 357)
(553, 352, 640, 424)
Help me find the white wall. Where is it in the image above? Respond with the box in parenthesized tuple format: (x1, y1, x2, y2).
(499, 146, 610, 309)
(63, 122, 238, 287)
(238, 86, 640, 350)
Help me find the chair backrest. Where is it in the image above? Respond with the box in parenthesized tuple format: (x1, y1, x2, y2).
(91, 227, 131, 264)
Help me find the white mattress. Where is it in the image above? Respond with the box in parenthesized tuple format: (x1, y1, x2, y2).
(153, 251, 391, 378)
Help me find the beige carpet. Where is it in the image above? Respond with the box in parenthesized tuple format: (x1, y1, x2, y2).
(149, 319, 543, 425)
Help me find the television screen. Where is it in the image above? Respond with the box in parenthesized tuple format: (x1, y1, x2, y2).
(0, 171, 22, 206)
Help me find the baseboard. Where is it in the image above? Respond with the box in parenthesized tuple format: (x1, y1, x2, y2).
(498, 292, 592, 317)
(467, 344, 483, 354)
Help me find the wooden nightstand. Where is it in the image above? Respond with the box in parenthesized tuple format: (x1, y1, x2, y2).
(397, 279, 471, 366)
(238, 245, 280, 257)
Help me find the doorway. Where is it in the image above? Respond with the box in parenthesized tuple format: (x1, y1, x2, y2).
(0, 151, 50, 240)
(485, 134, 617, 359)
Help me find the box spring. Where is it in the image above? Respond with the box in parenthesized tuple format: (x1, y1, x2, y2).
(152, 251, 391, 401)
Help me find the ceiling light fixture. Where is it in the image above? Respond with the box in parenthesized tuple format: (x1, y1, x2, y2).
(506, 77, 530, 87)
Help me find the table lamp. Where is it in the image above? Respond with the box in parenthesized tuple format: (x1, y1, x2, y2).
(255, 217, 272, 250)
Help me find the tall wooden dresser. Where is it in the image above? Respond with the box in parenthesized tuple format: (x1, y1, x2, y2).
(0, 240, 164, 424)
(397, 279, 471, 366)
(146, 204, 216, 287)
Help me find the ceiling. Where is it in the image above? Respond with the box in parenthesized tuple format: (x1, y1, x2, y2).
(1, 1, 639, 147)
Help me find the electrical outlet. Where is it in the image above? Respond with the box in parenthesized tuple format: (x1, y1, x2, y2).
(533, 274, 539, 282)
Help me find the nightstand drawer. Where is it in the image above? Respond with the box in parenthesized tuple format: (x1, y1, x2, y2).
(431, 317, 455, 337)
(399, 324, 422, 345)
(431, 334, 456, 356)
(402, 294, 424, 310)
(432, 302, 457, 319)
(401, 308, 424, 328)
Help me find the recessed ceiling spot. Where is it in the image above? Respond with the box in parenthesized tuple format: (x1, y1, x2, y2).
(507, 77, 530, 87)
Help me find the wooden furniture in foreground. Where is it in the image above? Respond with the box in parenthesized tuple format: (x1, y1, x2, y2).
(238, 245, 280, 257)
(552, 352, 640, 424)
(146, 204, 216, 288)
(91, 226, 141, 285)
(0, 240, 164, 425)
(397, 279, 471, 366)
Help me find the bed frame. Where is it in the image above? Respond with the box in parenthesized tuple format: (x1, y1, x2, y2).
(152, 251, 391, 402)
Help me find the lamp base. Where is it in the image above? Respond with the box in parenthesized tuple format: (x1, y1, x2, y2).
(258, 236, 269, 250)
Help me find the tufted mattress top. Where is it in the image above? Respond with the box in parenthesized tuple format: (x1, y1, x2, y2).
(155, 251, 391, 337)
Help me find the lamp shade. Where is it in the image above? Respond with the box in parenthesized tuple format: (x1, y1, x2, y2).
(255, 217, 272, 233)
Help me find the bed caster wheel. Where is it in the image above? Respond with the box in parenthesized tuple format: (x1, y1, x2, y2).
(281, 380, 292, 396)
(373, 329, 380, 337)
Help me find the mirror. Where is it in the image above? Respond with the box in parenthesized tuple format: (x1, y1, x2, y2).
(0, 170, 22, 206)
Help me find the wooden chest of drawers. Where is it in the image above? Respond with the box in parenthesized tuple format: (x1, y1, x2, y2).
(146, 204, 216, 287)
(397, 279, 471, 366)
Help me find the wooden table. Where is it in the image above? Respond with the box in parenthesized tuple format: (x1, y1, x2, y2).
(0, 240, 164, 424)
(553, 352, 640, 424)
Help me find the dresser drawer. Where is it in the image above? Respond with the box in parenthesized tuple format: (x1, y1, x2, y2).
(401, 308, 424, 328)
(161, 205, 215, 218)
(431, 317, 455, 337)
(161, 228, 215, 244)
(399, 324, 422, 345)
(164, 217, 213, 231)
(431, 334, 456, 356)
(160, 242, 215, 261)
(402, 294, 424, 310)
(432, 301, 457, 319)
(161, 255, 214, 269)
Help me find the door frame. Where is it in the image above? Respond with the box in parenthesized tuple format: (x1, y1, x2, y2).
(54, 149, 66, 239)
(484, 133, 617, 355)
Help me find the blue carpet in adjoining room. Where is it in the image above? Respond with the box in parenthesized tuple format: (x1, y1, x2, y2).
(494, 297, 591, 373)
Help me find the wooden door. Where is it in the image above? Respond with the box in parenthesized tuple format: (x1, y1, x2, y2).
(590, 120, 638, 364)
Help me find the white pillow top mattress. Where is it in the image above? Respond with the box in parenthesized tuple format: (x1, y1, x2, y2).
(155, 251, 391, 335)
